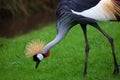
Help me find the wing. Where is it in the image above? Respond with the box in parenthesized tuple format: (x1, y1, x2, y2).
(56, 0, 101, 20)
(69, 0, 101, 12)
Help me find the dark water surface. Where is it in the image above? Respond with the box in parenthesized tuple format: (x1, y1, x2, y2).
(0, 11, 55, 38)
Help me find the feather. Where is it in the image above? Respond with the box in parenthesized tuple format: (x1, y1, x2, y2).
(112, 0, 120, 20)
(71, 0, 120, 21)
(103, 0, 120, 19)
(25, 39, 45, 57)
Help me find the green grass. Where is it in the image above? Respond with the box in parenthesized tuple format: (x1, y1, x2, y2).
(0, 22, 120, 80)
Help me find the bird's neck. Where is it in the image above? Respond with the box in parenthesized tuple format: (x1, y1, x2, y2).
(43, 25, 71, 54)
(43, 16, 75, 54)
(43, 32, 66, 53)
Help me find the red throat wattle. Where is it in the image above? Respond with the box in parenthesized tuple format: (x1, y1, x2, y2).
(46, 50, 50, 57)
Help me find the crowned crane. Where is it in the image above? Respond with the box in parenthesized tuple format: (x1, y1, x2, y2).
(25, 0, 120, 76)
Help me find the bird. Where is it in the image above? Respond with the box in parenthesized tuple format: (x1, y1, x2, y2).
(25, 0, 120, 76)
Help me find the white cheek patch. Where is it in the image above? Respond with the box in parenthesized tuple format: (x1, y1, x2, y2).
(37, 54, 44, 60)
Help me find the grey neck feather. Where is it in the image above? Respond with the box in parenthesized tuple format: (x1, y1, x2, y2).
(42, 16, 75, 54)
(43, 26, 70, 54)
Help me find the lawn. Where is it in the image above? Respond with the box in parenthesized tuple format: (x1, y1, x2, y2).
(0, 22, 120, 80)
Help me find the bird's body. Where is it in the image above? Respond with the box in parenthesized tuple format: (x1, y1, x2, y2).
(71, 0, 119, 21)
(26, 0, 120, 76)
(57, 0, 120, 21)
(44, 0, 120, 53)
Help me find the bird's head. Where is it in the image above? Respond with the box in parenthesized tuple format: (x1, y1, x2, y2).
(25, 40, 50, 68)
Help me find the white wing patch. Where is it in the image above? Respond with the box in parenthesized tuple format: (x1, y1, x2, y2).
(71, 0, 116, 21)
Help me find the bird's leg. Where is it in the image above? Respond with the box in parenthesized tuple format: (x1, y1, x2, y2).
(80, 24, 90, 76)
(90, 23, 119, 74)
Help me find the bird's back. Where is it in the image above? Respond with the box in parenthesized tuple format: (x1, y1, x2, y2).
(56, 0, 100, 18)
(57, 0, 100, 12)
(56, 0, 120, 21)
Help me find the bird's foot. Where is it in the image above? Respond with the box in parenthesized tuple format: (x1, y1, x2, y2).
(113, 65, 119, 75)
(83, 71, 87, 77)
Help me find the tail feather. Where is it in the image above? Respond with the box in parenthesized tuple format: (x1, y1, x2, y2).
(112, 0, 120, 20)
(103, 0, 120, 21)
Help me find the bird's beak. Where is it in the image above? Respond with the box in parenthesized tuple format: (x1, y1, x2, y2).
(33, 54, 41, 69)
(35, 61, 41, 68)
